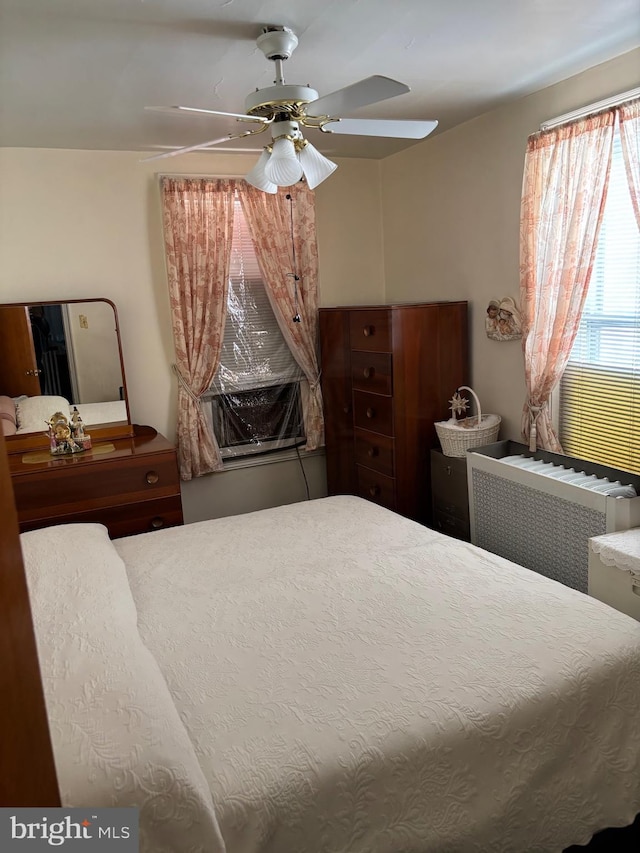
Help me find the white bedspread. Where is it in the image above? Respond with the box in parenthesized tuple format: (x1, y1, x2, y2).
(113, 496, 640, 853)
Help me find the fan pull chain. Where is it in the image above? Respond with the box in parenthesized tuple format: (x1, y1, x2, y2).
(286, 193, 301, 323)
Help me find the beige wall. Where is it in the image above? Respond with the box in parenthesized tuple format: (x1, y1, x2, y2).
(0, 148, 384, 519)
(380, 48, 640, 441)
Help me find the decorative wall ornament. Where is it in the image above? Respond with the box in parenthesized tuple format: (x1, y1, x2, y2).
(485, 296, 522, 341)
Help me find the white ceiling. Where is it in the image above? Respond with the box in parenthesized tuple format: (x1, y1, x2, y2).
(1, 0, 639, 160)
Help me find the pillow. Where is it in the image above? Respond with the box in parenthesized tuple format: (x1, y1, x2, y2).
(15, 394, 70, 433)
(21, 524, 225, 853)
(0, 396, 16, 435)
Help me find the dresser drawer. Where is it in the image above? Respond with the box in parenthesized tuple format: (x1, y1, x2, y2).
(354, 429, 395, 477)
(356, 465, 397, 511)
(351, 351, 393, 395)
(13, 451, 180, 517)
(19, 495, 184, 539)
(353, 391, 394, 436)
(433, 509, 470, 541)
(349, 310, 392, 352)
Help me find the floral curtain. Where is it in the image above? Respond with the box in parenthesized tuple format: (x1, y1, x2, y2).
(619, 98, 640, 230)
(238, 183, 325, 450)
(519, 110, 615, 451)
(161, 176, 235, 480)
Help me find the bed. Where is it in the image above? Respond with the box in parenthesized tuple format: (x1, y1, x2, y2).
(0, 394, 127, 435)
(13, 493, 640, 852)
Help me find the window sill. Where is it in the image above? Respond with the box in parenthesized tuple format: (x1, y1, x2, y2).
(220, 446, 325, 472)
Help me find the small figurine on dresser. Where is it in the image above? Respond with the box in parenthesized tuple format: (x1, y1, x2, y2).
(70, 406, 92, 450)
(47, 411, 85, 455)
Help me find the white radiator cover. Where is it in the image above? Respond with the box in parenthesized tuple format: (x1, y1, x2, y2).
(467, 441, 640, 593)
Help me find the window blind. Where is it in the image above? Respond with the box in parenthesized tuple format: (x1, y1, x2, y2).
(560, 123, 640, 473)
(212, 198, 302, 394)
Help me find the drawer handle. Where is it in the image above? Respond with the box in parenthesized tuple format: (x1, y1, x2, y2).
(367, 446, 379, 458)
(446, 465, 452, 476)
(343, 404, 351, 414)
(363, 367, 375, 379)
(363, 325, 374, 337)
(369, 485, 380, 497)
(366, 407, 375, 419)
(150, 516, 165, 529)
(146, 470, 160, 485)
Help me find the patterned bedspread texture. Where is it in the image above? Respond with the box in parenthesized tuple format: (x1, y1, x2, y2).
(21, 524, 226, 853)
(22, 496, 640, 853)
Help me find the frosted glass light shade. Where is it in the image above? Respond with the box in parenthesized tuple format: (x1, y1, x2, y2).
(265, 137, 303, 185)
(245, 149, 278, 193)
(298, 142, 338, 189)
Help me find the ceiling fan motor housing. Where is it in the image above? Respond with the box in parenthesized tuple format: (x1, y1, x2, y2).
(245, 84, 319, 118)
(246, 27, 319, 119)
(257, 26, 299, 61)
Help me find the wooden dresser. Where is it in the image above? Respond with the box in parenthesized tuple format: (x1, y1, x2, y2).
(319, 302, 468, 524)
(8, 426, 183, 539)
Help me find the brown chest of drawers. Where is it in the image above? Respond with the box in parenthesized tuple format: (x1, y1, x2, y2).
(9, 425, 183, 538)
(319, 302, 468, 523)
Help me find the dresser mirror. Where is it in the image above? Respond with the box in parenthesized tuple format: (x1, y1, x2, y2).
(0, 298, 133, 453)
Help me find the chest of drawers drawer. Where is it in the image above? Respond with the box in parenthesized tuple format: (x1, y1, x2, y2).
(356, 465, 397, 511)
(353, 390, 394, 436)
(433, 509, 469, 540)
(349, 310, 392, 352)
(351, 351, 393, 395)
(354, 428, 395, 477)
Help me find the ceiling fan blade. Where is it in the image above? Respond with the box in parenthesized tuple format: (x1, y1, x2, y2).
(145, 105, 268, 124)
(140, 135, 237, 162)
(306, 76, 410, 118)
(147, 144, 266, 153)
(321, 118, 438, 139)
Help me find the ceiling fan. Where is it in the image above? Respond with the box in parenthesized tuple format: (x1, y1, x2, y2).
(144, 25, 438, 192)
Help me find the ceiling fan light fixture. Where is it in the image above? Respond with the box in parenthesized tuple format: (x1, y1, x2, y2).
(297, 140, 338, 189)
(265, 135, 304, 186)
(245, 148, 278, 193)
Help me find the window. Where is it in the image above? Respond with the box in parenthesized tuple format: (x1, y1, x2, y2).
(560, 121, 640, 472)
(207, 199, 305, 459)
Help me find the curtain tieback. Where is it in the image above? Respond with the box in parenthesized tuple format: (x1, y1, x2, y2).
(172, 364, 202, 404)
(527, 402, 545, 453)
(309, 370, 323, 391)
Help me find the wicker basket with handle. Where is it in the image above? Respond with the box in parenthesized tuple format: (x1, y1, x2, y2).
(434, 386, 501, 457)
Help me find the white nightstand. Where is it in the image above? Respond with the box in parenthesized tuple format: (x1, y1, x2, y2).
(588, 528, 640, 621)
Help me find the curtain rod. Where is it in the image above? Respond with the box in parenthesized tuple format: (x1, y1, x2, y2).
(156, 173, 247, 179)
(540, 85, 640, 130)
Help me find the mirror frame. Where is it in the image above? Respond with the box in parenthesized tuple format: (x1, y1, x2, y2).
(1, 298, 134, 454)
